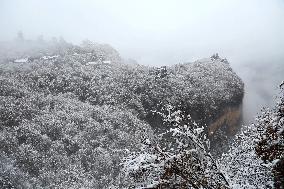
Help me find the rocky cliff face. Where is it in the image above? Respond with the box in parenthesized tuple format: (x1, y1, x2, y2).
(208, 105, 242, 136)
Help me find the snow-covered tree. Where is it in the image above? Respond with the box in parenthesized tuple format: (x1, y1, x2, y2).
(255, 82, 284, 188)
(16, 31, 24, 42)
(121, 104, 229, 188)
(219, 82, 284, 188)
(218, 124, 274, 188)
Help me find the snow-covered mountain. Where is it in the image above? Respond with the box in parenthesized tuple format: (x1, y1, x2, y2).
(0, 40, 245, 188)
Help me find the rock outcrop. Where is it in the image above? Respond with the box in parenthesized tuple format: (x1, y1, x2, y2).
(144, 56, 244, 137)
(208, 105, 242, 136)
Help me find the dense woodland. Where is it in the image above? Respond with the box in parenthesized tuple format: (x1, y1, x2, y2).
(0, 38, 283, 188)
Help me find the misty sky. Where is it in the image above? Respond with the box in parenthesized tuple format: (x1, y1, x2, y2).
(1, 0, 284, 65)
(1, 0, 284, 123)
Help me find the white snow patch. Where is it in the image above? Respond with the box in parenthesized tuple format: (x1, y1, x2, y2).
(14, 58, 29, 63)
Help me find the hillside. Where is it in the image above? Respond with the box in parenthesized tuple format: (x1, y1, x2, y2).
(0, 40, 244, 188)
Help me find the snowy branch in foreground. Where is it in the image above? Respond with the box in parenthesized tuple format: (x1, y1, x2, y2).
(121, 104, 229, 189)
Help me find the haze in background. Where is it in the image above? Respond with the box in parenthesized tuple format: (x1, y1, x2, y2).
(1, 0, 284, 123)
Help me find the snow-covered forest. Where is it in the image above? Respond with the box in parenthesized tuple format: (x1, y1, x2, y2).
(1, 0, 284, 188)
(0, 37, 283, 188)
